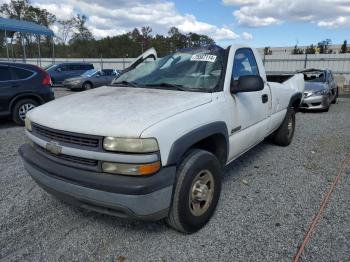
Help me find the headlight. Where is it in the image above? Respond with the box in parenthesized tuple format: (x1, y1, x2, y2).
(103, 137, 159, 153)
(102, 161, 161, 176)
(314, 90, 327, 95)
(24, 117, 32, 132)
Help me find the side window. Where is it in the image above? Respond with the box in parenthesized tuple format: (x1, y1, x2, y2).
(85, 64, 94, 70)
(0, 67, 12, 81)
(57, 65, 69, 72)
(70, 64, 81, 71)
(103, 69, 112, 76)
(232, 48, 259, 81)
(12, 67, 34, 80)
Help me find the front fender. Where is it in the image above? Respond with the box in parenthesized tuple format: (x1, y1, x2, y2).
(167, 121, 229, 165)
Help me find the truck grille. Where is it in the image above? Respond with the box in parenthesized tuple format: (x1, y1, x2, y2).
(32, 124, 100, 148)
(36, 145, 98, 166)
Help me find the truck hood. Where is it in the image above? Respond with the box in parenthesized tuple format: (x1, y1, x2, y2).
(28, 86, 212, 137)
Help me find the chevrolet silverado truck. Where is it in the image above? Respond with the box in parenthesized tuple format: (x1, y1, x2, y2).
(19, 45, 304, 233)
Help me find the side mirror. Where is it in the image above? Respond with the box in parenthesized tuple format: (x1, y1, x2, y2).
(230, 75, 264, 94)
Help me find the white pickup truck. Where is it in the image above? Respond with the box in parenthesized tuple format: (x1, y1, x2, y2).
(20, 45, 304, 233)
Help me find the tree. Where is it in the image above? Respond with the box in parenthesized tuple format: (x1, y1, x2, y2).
(317, 38, 332, 54)
(140, 26, 152, 52)
(292, 45, 304, 55)
(305, 44, 316, 54)
(57, 18, 77, 44)
(340, 40, 348, 54)
(70, 14, 94, 42)
(264, 46, 272, 55)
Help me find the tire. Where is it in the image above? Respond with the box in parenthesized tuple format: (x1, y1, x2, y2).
(166, 149, 222, 234)
(12, 99, 38, 126)
(271, 108, 295, 147)
(332, 88, 338, 104)
(82, 81, 93, 90)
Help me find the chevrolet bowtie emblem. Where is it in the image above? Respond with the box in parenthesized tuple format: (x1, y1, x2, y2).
(46, 141, 62, 155)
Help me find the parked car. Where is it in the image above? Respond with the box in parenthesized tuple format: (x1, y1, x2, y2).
(299, 68, 338, 111)
(0, 62, 54, 125)
(45, 62, 94, 85)
(20, 45, 304, 233)
(63, 69, 120, 90)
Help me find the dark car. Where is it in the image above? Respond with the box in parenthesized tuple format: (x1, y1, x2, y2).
(45, 62, 94, 85)
(63, 69, 120, 90)
(299, 69, 338, 111)
(0, 62, 54, 125)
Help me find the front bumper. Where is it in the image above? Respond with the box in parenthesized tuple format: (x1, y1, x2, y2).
(63, 82, 83, 89)
(300, 94, 329, 110)
(19, 144, 175, 220)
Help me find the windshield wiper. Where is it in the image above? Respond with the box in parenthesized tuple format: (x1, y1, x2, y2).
(112, 81, 139, 87)
(144, 83, 188, 91)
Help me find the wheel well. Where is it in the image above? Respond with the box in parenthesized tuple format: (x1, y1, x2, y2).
(292, 98, 301, 108)
(10, 95, 42, 112)
(189, 134, 227, 167)
(84, 81, 93, 87)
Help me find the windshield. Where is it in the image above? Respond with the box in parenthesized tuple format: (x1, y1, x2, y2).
(82, 69, 98, 77)
(304, 71, 326, 83)
(44, 64, 55, 71)
(114, 46, 225, 92)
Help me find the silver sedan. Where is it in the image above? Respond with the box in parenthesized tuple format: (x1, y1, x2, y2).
(63, 69, 120, 90)
(299, 69, 338, 111)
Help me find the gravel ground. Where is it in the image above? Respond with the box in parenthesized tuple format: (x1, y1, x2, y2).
(0, 89, 349, 261)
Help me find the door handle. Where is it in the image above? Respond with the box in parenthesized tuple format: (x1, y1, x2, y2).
(262, 94, 268, 103)
(12, 84, 20, 88)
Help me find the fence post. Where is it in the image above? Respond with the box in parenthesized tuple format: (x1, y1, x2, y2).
(304, 53, 308, 69)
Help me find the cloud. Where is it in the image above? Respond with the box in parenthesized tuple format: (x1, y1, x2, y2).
(223, 0, 350, 28)
(28, 0, 239, 41)
(242, 31, 253, 41)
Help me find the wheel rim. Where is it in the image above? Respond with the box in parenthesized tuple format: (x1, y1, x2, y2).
(18, 103, 35, 121)
(287, 115, 294, 139)
(189, 170, 215, 217)
(84, 83, 92, 89)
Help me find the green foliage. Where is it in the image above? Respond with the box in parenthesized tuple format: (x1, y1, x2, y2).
(0, 0, 215, 59)
(340, 40, 349, 54)
(317, 38, 332, 54)
(305, 44, 316, 54)
(292, 45, 304, 55)
(264, 46, 272, 55)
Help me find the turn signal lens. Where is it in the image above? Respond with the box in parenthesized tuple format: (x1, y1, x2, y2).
(102, 161, 161, 176)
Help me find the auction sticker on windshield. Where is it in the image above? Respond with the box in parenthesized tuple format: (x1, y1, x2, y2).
(190, 54, 217, 63)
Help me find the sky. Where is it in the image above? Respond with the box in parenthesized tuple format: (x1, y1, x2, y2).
(1, 0, 350, 47)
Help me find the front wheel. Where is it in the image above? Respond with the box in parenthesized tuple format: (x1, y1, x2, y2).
(166, 149, 221, 234)
(82, 82, 93, 90)
(332, 88, 338, 104)
(12, 99, 38, 125)
(271, 108, 295, 147)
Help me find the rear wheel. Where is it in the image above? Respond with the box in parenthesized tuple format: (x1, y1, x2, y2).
(166, 149, 221, 234)
(82, 81, 93, 90)
(12, 99, 38, 125)
(271, 108, 295, 147)
(332, 88, 338, 104)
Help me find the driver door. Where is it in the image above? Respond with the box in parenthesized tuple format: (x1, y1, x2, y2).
(227, 48, 270, 160)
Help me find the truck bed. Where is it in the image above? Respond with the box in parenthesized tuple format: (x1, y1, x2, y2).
(267, 74, 294, 83)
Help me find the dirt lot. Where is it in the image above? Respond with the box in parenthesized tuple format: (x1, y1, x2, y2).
(0, 88, 349, 261)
